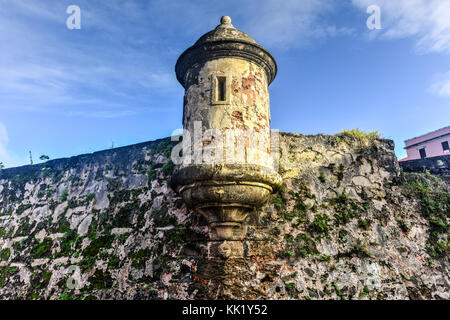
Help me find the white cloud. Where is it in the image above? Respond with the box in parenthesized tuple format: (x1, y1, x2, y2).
(0, 1, 178, 118)
(65, 106, 177, 119)
(0, 0, 355, 124)
(430, 71, 450, 97)
(352, 0, 450, 99)
(240, 0, 354, 49)
(352, 0, 450, 54)
(150, 0, 355, 49)
(0, 123, 9, 162)
(0, 123, 25, 168)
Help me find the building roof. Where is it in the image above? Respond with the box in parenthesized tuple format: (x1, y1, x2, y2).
(404, 125, 450, 149)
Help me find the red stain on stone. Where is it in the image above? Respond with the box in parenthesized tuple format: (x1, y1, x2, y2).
(232, 110, 244, 122)
(242, 75, 255, 90)
(231, 110, 247, 130)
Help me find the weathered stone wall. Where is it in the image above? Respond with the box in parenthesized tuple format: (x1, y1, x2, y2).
(400, 155, 450, 184)
(0, 132, 448, 300)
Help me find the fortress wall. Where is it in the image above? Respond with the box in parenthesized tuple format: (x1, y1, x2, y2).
(0, 133, 448, 300)
(400, 155, 450, 184)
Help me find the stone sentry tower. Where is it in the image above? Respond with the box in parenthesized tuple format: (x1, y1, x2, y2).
(171, 16, 281, 247)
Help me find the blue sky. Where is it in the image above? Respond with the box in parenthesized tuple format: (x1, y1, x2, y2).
(0, 0, 449, 168)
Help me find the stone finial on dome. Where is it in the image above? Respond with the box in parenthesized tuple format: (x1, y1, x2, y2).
(221, 15, 231, 24)
(217, 15, 234, 29)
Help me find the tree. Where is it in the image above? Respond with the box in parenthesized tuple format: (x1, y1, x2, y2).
(0, 162, 4, 170)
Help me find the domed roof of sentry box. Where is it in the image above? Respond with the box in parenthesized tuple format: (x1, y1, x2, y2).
(193, 16, 257, 46)
(175, 16, 277, 89)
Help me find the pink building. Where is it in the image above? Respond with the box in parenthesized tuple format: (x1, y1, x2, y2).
(400, 126, 450, 161)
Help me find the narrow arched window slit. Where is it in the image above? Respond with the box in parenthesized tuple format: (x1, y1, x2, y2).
(217, 76, 226, 101)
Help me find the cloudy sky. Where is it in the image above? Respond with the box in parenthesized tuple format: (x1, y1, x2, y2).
(0, 0, 449, 167)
